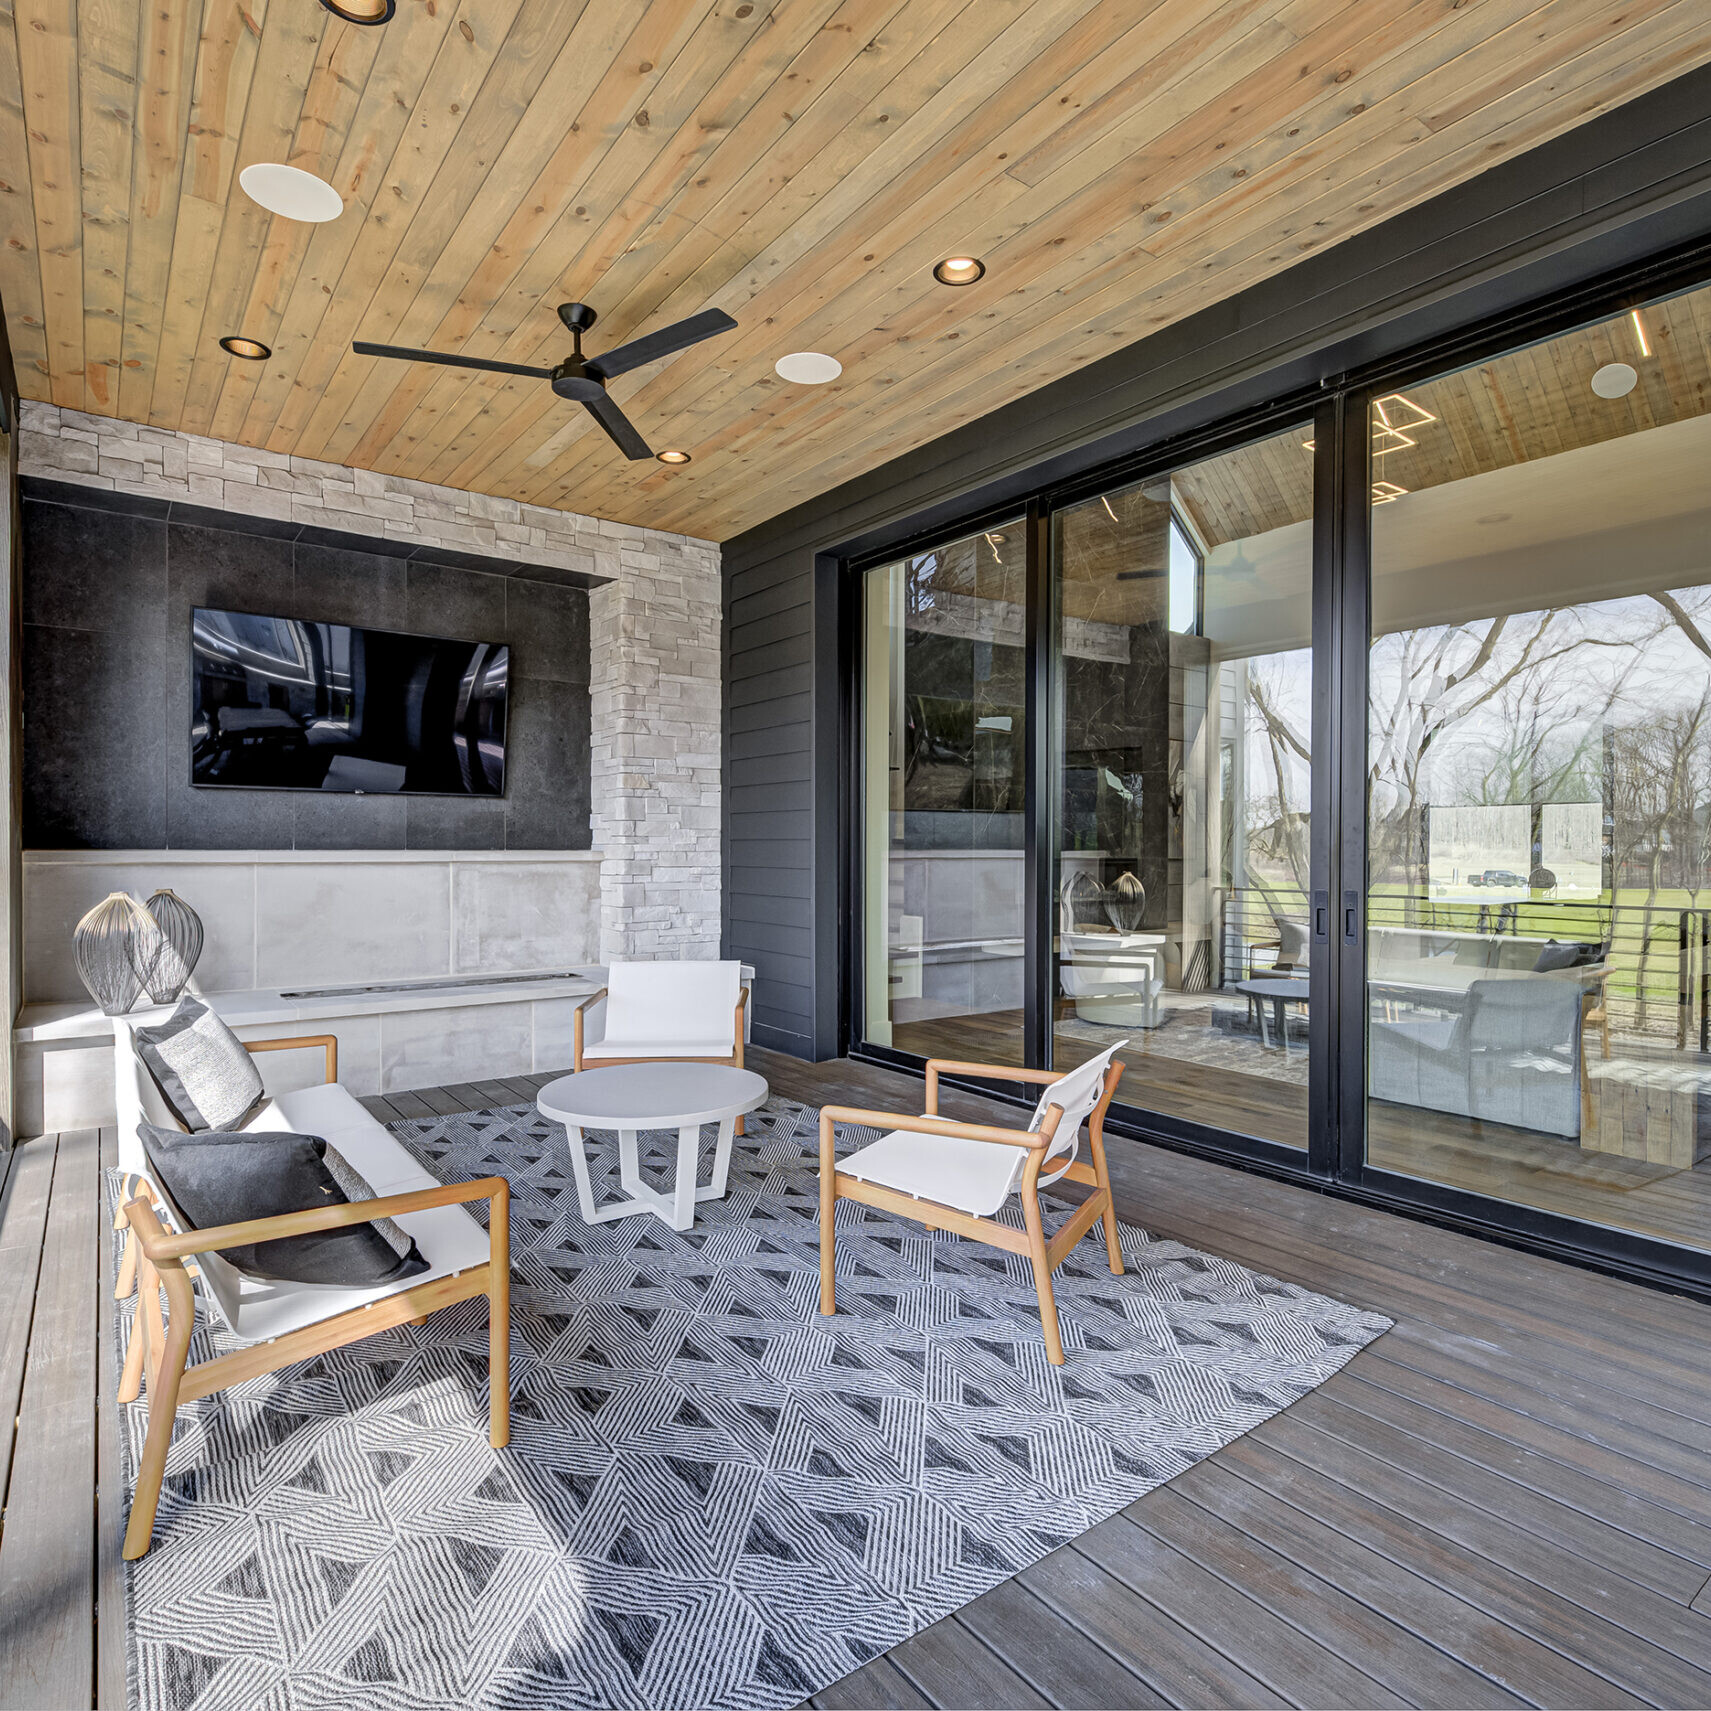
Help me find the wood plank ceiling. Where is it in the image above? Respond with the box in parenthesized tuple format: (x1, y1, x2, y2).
(2, 0, 1709, 542)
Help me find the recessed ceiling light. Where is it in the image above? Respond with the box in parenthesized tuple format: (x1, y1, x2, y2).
(1591, 361, 1637, 399)
(319, 0, 394, 19)
(775, 351, 841, 384)
(1477, 512, 1512, 526)
(933, 255, 985, 286)
(219, 335, 271, 360)
(656, 449, 691, 464)
(239, 162, 344, 223)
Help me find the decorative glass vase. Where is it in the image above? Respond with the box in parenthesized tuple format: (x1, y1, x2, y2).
(72, 892, 149, 1016)
(1102, 870, 1148, 934)
(135, 889, 205, 1004)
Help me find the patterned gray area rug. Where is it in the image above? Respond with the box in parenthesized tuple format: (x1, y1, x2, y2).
(116, 1097, 1390, 1711)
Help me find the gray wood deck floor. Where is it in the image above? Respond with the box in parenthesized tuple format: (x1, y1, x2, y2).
(1, 1046, 1709, 1708)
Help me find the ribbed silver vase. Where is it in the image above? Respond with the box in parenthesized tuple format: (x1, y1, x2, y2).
(135, 888, 205, 1004)
(72, 892, 149, 1016)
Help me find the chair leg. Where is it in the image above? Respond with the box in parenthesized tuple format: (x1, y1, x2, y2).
(818, 1117, 838, 1317)
(115, 1224, 139, 1303)
(488, 1187, 511, 1450)
(123, 1263, 195, 1560)
(1020, 1186, 1065, 1365)
(118, 1274, 148, 1404)
(1087, 1128, 1124, 1277)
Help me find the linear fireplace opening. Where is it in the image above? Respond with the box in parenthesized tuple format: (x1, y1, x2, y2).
(278, 969, 597, 1000)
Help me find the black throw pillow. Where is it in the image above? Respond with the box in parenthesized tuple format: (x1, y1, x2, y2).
(137, 1123, 429, 1286)
(1534, 939, 1601, 973)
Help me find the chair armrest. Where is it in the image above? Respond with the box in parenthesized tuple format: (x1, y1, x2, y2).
(572, 987, 608, 1069)
(243, 1034, 338, 1085)
(924, 1056, 1058, 1114)
(818, 1103, 1053, 1151)
(126, 1175, 509, 1264)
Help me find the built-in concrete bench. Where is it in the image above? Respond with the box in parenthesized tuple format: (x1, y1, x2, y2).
(17, 965, 754, 1136)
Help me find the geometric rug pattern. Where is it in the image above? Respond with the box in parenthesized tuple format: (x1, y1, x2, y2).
(116, 1097, 1390, 1710)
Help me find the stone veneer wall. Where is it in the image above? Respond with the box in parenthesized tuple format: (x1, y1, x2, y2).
(17, 401, 722, 960)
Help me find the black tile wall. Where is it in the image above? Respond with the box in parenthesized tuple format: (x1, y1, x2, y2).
(21, 497, 593, 851)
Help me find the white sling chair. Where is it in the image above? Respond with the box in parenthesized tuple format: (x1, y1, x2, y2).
(572, 959, 750, 1128)
(817, 1042, 1128, 1364)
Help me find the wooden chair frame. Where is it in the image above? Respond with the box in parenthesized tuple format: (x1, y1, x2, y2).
(571, 983, 751, 1133)
(119, 1178, 510, 1559)
(111, 1029, 511, 1559)
(818, 1056, 1126, 1365)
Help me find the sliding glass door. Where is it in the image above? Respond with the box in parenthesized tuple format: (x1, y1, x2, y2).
(850, 261, 1711, 1291)
(1052, 425, 1315, 1149)
(1363, 278, 1711, 1257)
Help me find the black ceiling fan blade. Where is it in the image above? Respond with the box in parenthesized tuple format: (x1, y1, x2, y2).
(581, 390, 653, 461)
(584, 308, 737, 380)
(353, 341, 556, 380)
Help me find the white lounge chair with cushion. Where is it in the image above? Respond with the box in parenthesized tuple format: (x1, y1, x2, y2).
(573, 958, 750, 1127)
(111, 1015, 510, 1559)
(817, 1042, 1128, 1364)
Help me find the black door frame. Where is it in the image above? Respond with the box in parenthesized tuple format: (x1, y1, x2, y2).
(838, 234, 1711, 1302)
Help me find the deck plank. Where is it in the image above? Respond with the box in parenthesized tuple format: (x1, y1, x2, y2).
(0, 1136, 57, 1513)
(95, 1131, 125, 1711)
(809, 1656, 933, 1709)
(0, 1130, 99, 1710)
(952, 1572, 1170, 1709)
(1222, 1433, 1699, 1706)
(1130, 1485, 1526, 1707)
(1292, 1386, 1711, 1601)
(882, 1614, 1052, 1709)
(1022, 1541, 1290, 1707)
(1072, 1508, 1414, 1708)
(1177, 1459, 1618, 1706)
(1253, 1412, 1711, 1698)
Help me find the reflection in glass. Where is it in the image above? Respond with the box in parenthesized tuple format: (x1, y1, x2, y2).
(1366, 280, 1711, 1254)
(1053, 426, 1314, 1148)
(861, 523, 1026, 1064)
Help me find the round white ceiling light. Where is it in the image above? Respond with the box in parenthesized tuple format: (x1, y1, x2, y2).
(775, 351, 841, 384)
(1590, 361, 1637, 399)
(239, 162, 344, 223)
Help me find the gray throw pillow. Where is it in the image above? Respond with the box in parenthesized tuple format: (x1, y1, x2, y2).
(133, 996, 266, 1133)
(322, 1143, 418, 1265)
(136, 1122, 429, 1286)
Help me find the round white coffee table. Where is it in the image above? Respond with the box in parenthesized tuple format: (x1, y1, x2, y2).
(537, 1062, 769, 1232)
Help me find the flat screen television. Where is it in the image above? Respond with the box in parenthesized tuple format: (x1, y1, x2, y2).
(191, 607, 508, 796)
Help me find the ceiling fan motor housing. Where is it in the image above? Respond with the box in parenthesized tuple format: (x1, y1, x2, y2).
(551, 358, 605, 402)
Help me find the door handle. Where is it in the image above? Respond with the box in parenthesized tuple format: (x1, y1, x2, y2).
(1343, 888, 1360, 944)
(1313, 889, 1329, 943)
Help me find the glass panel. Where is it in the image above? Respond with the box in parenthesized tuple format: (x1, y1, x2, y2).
(1053, 424, 1314, 1148)
(1366, 280, 1711, 1254)
(861, 521, 1027, 1065)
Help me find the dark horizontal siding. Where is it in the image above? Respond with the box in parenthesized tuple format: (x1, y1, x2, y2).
(724, 533, 822, 1055)
(722, 65, 1711, 1063)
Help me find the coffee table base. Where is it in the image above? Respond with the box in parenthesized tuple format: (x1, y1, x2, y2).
(563, 1117, 739, 1233)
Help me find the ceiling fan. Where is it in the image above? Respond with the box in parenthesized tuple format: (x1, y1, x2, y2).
(352, 301, 737, 461)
